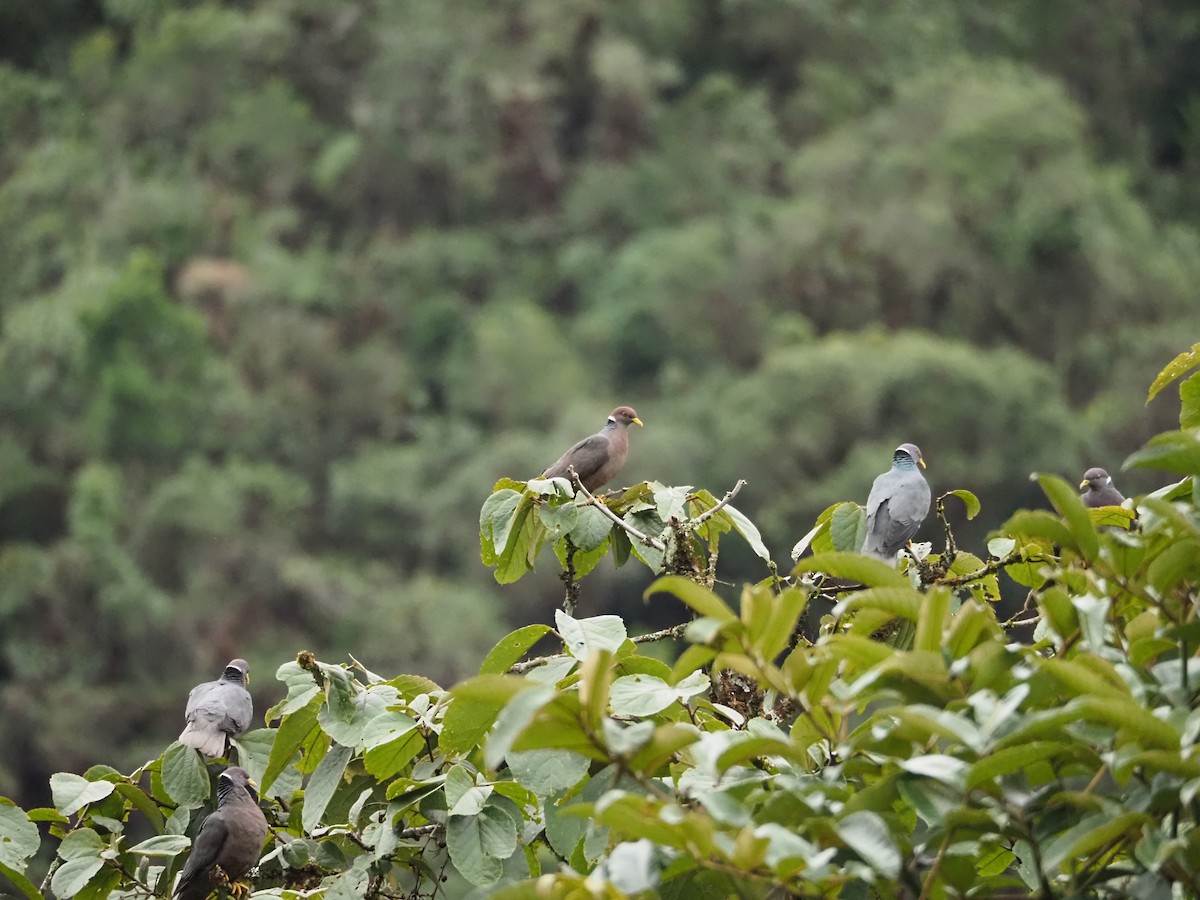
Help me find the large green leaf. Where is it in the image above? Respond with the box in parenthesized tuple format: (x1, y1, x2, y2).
(942, 489, 981, 521)
(447, 803, 518, 888)
(301, 741, 352, 833)
(51, 829, 105, 899)
(1040, 811, 1148, 874)
(0, 801, 39, 871)
(1124, 429, 1200, 476)
(609, 671, 710, 717)
(485, 685, 557, 770)
(1146, 342, 1200, 401)
(645, 575, 737, 623)
(569, 504, 612, 551)
(480, 489, 524, 561)
(722, 503, 771, 561)
(265, 661, 321, 722)
(555, 610, 627, 659)
(1035, 473, 1099, 562)
(442, 675, 530, 755)
(262, 693, 321, 794)
(835, 811, 900, 879)
(830, 502, 867, 553)
(792, 552, 909, 588)
(49, 774, 116, 817)
(126, 834, 191, 857)
(158, 745, 209, 809)
(1181, 373, 1200, 428)
(480, 624, 553, 675)
(506, 750, 590, 797)
(0, 861, 42, 900)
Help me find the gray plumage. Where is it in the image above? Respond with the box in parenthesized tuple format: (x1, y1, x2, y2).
(1079, 467, 1125, 508)
(541, 406, 643, 491)
(180, 659, 252, 758)
(863, 443, 931, 562)
(174, 767, 267, 900)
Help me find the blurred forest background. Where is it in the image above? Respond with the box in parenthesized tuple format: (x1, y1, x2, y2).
(1, 0, 1199, 809)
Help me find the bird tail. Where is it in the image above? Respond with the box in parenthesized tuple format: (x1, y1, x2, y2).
(179, 723, 227, 758)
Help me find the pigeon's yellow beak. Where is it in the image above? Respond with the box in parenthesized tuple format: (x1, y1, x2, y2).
(1079, 479, 1089, 490)
(918, 457, 926, 469)
(631, 417, 644, 427)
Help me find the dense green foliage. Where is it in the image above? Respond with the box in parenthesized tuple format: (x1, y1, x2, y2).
(2, 349, 1200, 898)
(2, 0, 1200, 865)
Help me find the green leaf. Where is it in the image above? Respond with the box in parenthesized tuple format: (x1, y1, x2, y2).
(645, 575, 738, 623)
(480, 624, 553, 675)
(262, 693, 321, 795)
(942, 489, 981, 521)
(447, 804, 517, 888)
(495, 498, 542, 584)
(722, 503, 771, 561)
(569, 504, 612, 551)
(265, 661, 321, 722)
(1181, 373, 1200, 428)
(835, 811, 900, 879)
(485, 685, 557, 770)
(52, 830, 105, 899)
(836, 586, 923, 622)
(480, 489, 524, 560)
(49, 773, 116, 817)
(1040, 811, 1147, 874)
(363, 728, 423, 781)
(536, 501, 579, 538)
(1124, 430, 1200, 476)
(1146, 342, 1200, 402)
(229, 729, 276, 793)
(506, 750, 590, 797)
(302, 741, 353, 833)
(318, 683, 390, 748)
(50, 858, 104, 899)
(442, 675, 530, 755)
(609, 671, 710, 717)
(555, 610, 627, 658)
(1087, 506, 1136, 530)
(966, 742, 1070, 790)
(126, 834, 191, 857)
(792, 552, 909, 588)
(1036, 473, 1099, 562)
(830, 503, 867, 553)
(0, 861, 43, 900)
(0, 801, 40, 871)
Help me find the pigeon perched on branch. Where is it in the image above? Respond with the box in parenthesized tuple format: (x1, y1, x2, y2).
(174, 767, 267, 900)
(862, 443, 931, 562)
(541, 406, 643, 491)
(1079, 468, 1124, 507)
(179, 659, 252, 759)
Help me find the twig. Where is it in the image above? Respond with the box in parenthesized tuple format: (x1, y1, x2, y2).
(560, 537, 580, 616)
(509, 623, 689, 673)
(569, 467, 666, 551)
(632, 623, 689, 644)
(934, 552, 1023, 588)
(690, 479, 747, 526)
(399, 824, 440, 840)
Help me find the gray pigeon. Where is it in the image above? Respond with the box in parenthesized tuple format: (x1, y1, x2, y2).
(1079, 468, 1124, 508)
(541, 406, 643, 491)
(179, 659, 253, 758)
(174, 767, 268, 900)
(863, 443, 931, 562)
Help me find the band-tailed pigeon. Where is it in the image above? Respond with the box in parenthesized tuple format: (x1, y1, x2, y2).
(174, 767, 268, 900)
(179, 659, 252, 758)
(1079, 468, 1125, 508)
(541, 406, 643, 491)
(862, 443, 931, 561)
